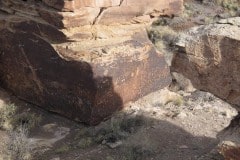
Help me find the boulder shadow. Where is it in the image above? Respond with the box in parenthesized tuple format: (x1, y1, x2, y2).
(0, 27, 123, 125)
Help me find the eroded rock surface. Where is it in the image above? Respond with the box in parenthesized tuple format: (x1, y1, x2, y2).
(0, 0, 183, 124)
(218, 114, 240, 160)
(172, 17, 240, 111)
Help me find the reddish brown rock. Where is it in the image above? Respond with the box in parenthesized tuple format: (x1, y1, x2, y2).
(96, 0, 183, 25)
(0, 0, 183, 124)
(42, 0, 121, 11)
(38, 7, 101, 28)
(220, 145, 240, 160)
(172, 17, 240, 110)
(41, 0, 183, 15)
(0, 27, 170, 124)
(218, 114, 240, 159)
(1, 0, 183, 28)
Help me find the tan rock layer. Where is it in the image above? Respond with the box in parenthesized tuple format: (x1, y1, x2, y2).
(42, 0, 121, 11)
(1, 0, 183, 28)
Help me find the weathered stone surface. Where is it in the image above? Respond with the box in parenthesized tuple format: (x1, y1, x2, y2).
(42, 0, 121, 11)
(0, 26, 170, 124)
(218, 114, 240, 160)
(8, 18, 67, 43)
(38, 7, 101, 28)
(219, 144, 240, 160)
(171, 17, 240, 110)
(41, 0, 183, 16)
(1, 0, 183, 28)
(97, 0, 183, 25)
(0, 0, 183, 124)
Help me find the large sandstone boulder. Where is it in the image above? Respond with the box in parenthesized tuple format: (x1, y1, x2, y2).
(0, 0, 183, 124)
(172, 17, 240, 110)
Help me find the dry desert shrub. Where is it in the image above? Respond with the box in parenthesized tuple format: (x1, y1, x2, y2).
(0, 104, 41, 160)
(2, 125, 32, 160)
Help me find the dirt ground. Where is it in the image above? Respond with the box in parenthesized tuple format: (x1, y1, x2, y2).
(0, 87, 237, 160)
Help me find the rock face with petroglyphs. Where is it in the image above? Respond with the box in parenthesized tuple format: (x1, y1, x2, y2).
(0, 0, 183, 124)
(172, 17, 240, 111)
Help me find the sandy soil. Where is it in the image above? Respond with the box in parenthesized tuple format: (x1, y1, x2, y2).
(0, 87, 237, 160)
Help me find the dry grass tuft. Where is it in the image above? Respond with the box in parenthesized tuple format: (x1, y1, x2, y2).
(214, 0, 239, 10)
(147, 26, 178, 66)
(0, 104, 17, 130)
(0, 104, 41, 160)
(121, 130, 158, 160)
(1, 125, 32, 160)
